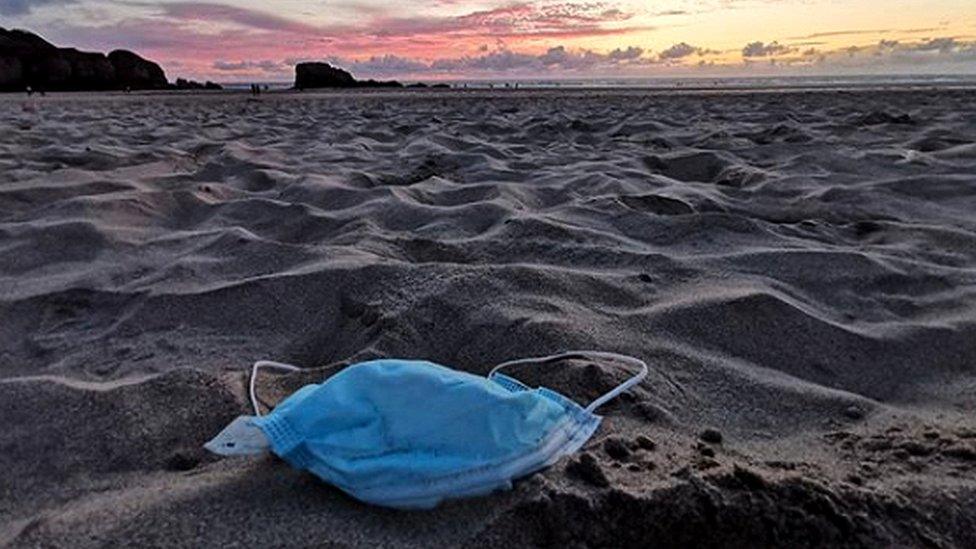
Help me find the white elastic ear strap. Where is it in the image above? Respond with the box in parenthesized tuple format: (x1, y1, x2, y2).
(488, 350, 648, 413)
(250, 360, 301, 416)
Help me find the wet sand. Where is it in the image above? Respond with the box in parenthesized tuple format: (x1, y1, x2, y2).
(1, 87, 976, 547)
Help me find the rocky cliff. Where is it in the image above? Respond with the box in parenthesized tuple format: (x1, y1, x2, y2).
(294, 62, 402, 90)
(0, 27, 169, 92)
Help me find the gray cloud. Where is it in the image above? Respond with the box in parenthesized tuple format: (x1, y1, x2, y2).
(911, 37, 958, 53)
(742, 41, 793, 58)
(790, 29, 889, 40)
(213, 59, 285, 73)
(747, 35, 976, 73)
(607, 46, 644, 61)
(427, 45, 654, 74)
(0, 0, 74, 16)
(345, 54, 430, 75)
(160, 2, 322, 34)
(431, 49, 540, 72)
(659, 42, 698, 59)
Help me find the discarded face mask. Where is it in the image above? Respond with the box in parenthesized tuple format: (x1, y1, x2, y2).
(205, 350, 647, 509)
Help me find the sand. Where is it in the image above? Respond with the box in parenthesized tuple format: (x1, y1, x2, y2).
(1, 87, 975, 547)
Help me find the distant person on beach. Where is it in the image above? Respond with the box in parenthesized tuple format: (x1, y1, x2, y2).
(26, 86, 32, 97)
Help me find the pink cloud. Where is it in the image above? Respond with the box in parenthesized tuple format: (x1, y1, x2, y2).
(159, 2, 323, 34)
(41, 0, 652, 78)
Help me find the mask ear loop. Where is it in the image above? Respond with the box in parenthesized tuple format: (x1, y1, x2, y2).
(250, 360, 301, 416)
(488, 350, 648, 413)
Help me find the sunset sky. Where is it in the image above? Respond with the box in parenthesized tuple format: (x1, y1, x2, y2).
(3, 0, 975, 81)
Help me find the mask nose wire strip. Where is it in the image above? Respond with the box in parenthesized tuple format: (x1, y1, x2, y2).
(250, 360, 302, 416)
(488, 350, 648, 414)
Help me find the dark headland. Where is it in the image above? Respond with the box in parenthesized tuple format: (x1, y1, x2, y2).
(0, 27, 221, 92)
(294, 61, 450, 90)
(294, 62, 403, 90)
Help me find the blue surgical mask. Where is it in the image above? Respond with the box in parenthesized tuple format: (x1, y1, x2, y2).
(205, 351, 646, 509)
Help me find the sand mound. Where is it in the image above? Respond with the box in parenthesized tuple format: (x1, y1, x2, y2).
(2, 88, 976, 546)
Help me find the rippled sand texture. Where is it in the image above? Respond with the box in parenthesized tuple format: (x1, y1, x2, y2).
(2, 89, 976, 547)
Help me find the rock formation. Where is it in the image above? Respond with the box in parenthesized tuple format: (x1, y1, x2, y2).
(173, 78, 223, 90)
(294, 62, 403, 90)
(107, 50, 167, 90)
(0, 27, 169, 92)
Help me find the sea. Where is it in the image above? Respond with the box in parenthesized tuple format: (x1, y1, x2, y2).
(219, 74, 976, 92)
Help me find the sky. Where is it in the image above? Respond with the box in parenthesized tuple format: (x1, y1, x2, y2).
(2, 0, 975, 82)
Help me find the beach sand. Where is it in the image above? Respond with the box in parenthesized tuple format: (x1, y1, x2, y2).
(1, 87, 975, 547)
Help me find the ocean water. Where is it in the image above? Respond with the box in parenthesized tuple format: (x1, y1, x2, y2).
(458, 74, 976, 89)
(219, 74, 976, 91)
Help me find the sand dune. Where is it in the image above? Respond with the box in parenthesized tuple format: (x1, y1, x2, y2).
(2, 88, 975, 547)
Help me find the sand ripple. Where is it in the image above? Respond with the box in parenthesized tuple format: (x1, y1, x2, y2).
(2, 89, 975, 546)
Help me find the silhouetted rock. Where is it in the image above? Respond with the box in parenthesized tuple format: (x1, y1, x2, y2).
(174, 78, 195, 89)
(295, 62, 354, 89)
(294, 61, 402, 90)
(108, 50, 167, 90)
(172, 77, 223, 90)
(0, 27, 168, 92)
(359, 78, 403, 89)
